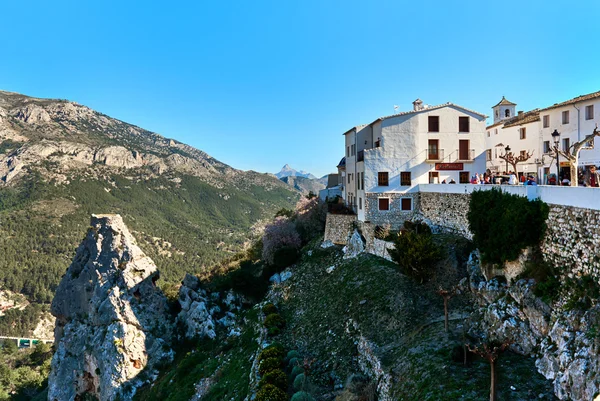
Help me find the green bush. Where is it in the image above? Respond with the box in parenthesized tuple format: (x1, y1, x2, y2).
(286, 350, 300, 361)
(388, 221, 442, 282)
(255, 383, 288, 401)
(259, 358, 282, 376)
(259, 344, 285, 362)
(263, 303, 278, 316)
(293, 373, 306, 391)
(291, 391, 315, 401)
(264, 313, 286, 330)
(259, 369, 288, 391)
(287, 357, 299, 369)
(290, 365, 303, 379)
(468, 187, 549, 264)
(273, 246, 299, 268)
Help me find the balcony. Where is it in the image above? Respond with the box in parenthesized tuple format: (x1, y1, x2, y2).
(456, 149, 476, 162)
(425, 148, 444, 162)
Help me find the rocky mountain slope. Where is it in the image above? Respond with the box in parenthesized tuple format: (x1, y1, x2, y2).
(279, 175, 325, 196)
(0, 90, 299, 336)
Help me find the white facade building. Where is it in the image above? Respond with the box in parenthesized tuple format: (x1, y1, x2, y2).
(342, 100, 487, 223)
(485, 91, 600, 184)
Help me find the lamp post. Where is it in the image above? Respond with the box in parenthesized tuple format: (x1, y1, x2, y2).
(504, 145, 511, 173)
(552, 130, 560, 185)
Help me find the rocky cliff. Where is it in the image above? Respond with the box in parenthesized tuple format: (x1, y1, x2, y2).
(49, 214, 173, 401)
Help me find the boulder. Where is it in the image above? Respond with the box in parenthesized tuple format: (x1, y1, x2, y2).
(343, 230, 365, 259)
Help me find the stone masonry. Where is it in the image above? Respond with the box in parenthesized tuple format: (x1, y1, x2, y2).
(323, 213, 356, 244)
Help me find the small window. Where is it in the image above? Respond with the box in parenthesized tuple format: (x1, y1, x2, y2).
(458, 116, 470, 132)
(519, 127, 526, 139)
(486, 149, 492, 161)
(563, 138, 570, 151)
(359, 197, 362, 210)
(505, 109, 510, 118)
(487, 131, 490, 137)
(400, 171, 411, 186)
(347, 146, 350, 157)
(495, 129, 498, 135)
(562, 110, 570, 124)
(428, 116, 440, 132)
(586, 105, 594, 120)
(520, 150, 526, 158)
(378, 172, 389, 186)
(401, 198, 412, 211)
(459, 172, 470, 183)
(543, 141, 550, 154)
(378, 198, 390, 211)
(347, 174, 350, 184)
(361, 172, 364, 190)
(543, 115, 550, 128)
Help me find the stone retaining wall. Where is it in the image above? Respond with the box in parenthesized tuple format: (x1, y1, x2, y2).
(364, 192, 419, 229)
(418, 192, 472, 238)
(323, 213, 357, 245)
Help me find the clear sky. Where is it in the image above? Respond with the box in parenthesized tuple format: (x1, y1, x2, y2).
(1, 0, 599, 177)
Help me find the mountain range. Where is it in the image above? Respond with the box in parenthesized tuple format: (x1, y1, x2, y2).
(0, 90, 299, 335)
(275, 164, 318, 180)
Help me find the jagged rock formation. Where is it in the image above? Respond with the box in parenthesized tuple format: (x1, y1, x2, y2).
(275, 164, 317, 180)
(49, 214, 173, 401)
(468, 251, 600, 401)
(279, 175, 325, 196)
(342, 229, 365, 259)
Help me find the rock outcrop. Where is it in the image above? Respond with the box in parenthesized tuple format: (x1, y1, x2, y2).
(468, 251, 600, 401)
(48, 214, 173, 401)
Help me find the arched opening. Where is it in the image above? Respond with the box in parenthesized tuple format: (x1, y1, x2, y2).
(505, 109, 510, 118)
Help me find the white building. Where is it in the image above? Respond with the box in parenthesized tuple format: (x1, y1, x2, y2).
(341, 99, 487, 223)
(485, 91, 600, 184)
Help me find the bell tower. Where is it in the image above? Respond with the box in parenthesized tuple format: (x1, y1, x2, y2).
(492, 96, 517, 124)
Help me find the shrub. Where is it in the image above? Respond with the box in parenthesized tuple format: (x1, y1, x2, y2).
(262, 217, 301, 266)
(259, 358, 283, 376)
(286, 350, 300, 361)
(259, 344, 285, 362)
(268, 327, 281, 336)
(291, 391, 316, 401)
(293, 373, 306, 391)
(273, 245, 300, 268)
(374, 224, 391, 240)
(468, 187, 549, 264)
(256, 383, 288, 401)
(294, 197, 327, 242)
(263, 303, 278, 316)
(388, 221, 442, 282)
(290, 365, 303, 379)
(287, 357, 299, 369)
(259, 369, 288, 391)
(264, 313, 286, 330)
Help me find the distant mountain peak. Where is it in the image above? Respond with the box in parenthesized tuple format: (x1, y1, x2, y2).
(275, 164, 317, 180)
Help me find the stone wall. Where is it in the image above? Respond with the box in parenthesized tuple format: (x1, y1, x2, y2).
(364, 192, 419, 229)
(541, 204, 600, 281)
(417, 192, 472, 238)
(324, 213, 357, 245)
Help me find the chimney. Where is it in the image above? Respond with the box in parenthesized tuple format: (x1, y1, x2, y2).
(518, 111, 523, 118)
(413, 98, 423, 111)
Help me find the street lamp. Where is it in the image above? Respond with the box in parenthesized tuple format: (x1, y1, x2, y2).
(504, 145, 511, 173)
(552, 129, 560, 185)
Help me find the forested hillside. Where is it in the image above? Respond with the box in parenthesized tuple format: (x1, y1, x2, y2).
(0, 90, 299, 336)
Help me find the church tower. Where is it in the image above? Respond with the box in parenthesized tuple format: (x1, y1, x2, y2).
(492, 96, 517, 124)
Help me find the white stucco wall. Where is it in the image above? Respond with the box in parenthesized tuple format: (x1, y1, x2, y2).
(484, 119, 542, 176)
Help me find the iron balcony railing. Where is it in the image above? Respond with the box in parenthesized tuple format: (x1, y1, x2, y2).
(426, 148, 444, 161)
(456, 149, 475, 161)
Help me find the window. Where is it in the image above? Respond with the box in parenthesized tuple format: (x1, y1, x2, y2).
(375, 138, 381, 147)
(378, 198, 389, 211)
(347, 146, 350, 157)
(400, 171, 411, 186)
(543, 141, 551, 154)
(586, 105, 594, 120)
(520, 150, 526, 158)
(519, 127, 526, 139)
(459, 139, 470, 160)
(495, 129, 498, 135)
(562, 138, 570, 151)
(505, 109, 510, 118)
(428, 139, 439, 160)
(486, 149, 492, 161)
(487, 131, 490, 137)
(428, 116, 440, 132)
(401, 198, 412, 211)
(543, 115, 550, 128)
(429, 172, 439, 183)
(361, 172, 364, 190)
(347, 174, 350, 184)
(377, 172, 389, 186)
(562, 110, 570, 124)
(351, 144, 356, 156)
(459, 116, 470, 132)
(459, 172, 470, 183)
(494, 148, 498, 159)
(359, 197, 362, 210)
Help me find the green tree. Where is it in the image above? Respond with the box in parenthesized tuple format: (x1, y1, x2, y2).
(388, 222, 442, 282)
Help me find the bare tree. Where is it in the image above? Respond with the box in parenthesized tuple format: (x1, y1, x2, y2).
(437, 287, 457, 332)
(467, 340, 511, 401)
(498, 149, 534, 173)
(553, 126, 600, 186)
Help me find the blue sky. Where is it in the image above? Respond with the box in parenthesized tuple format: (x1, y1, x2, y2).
(1, 0, 599, 177)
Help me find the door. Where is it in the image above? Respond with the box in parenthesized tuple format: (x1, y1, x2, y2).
(429, 172, 439, 183)
(459, 140, 470, 160)
(428, 139, 439, 160)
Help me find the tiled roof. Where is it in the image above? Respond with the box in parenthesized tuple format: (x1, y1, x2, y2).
(370, 102, 487, 126)
(342, 124, 367, 136)
(539, 90, 600, 111)
(503, 109, 541, 128)
(493, 96, 517, 107)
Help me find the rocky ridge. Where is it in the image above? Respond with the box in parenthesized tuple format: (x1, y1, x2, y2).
(49, 214, 174, 401)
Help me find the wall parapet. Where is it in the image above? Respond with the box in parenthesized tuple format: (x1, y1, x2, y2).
(324, 213, 357, 245)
